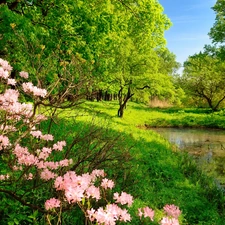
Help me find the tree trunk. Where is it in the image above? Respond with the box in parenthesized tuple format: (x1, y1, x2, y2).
(96, 89, 103, 101)
(118, 105, 124, 117)
(117, 84, 134, 118)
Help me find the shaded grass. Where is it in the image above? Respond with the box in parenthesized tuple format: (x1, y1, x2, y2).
(41, 101, 225, 224)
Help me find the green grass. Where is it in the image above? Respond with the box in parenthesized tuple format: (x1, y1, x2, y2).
(40, 101, 225, 224)
(72, 101, 225, 129)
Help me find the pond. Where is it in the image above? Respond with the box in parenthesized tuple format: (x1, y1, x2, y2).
(151, 128, 225, 187)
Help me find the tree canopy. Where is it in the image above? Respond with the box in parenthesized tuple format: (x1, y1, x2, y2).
(209, 0, 225, 44)
(0, 0, 180, 116)
(182, 49, 225, 110)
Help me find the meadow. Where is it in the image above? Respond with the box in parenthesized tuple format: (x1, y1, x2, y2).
(39, 100, 225, 224)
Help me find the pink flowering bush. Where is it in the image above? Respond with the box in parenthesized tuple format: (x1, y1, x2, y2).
(137, 204, 181, 225)
(0, 58, 182, 224)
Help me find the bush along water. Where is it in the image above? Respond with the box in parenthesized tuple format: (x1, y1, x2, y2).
(0, 58, 182, 224)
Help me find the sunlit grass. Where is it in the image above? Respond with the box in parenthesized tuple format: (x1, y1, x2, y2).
(41, 100, 225, 224)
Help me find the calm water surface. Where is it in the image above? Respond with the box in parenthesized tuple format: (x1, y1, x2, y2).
(151, 128, 225, 186)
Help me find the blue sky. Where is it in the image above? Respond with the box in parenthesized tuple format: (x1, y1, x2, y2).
(159, 0, 216, 70)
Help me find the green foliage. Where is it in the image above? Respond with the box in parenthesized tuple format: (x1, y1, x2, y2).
(0, 194, 43, 225)
(209, 0, 225, 44)
(181, 50, 225, 110)
(0, 0, 181, 115)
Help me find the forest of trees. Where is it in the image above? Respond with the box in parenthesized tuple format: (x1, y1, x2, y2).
(0, 0, 182, 117)
(2, 1, 225, 113)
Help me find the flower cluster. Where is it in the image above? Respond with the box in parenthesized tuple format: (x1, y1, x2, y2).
(45, 198, 61, 210)
(0, 135, 10, 150)
(0, 89, 33, 120)
(12, 142, 73, 180)
(138, 206, 154, 221)
(22, 82, 47, 97)
(44, 169, 133, 224)
(87, 204, 131, 225)
(53, 170, 122, 204)
(138, 204, 181, 225)
(163, 204, 181, 219)
(30, 130, 54, 141)
(19, 71, 29, 79)
(0, 174, 9, 181)
(113, 192, 133, 207)
(160, 204, 181, 225)
(43, 167, 133, 224)
(0, 58, 72, 182)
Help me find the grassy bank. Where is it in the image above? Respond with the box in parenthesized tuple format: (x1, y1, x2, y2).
(42, 101, 225, 224)
(76, 101, 225, 129)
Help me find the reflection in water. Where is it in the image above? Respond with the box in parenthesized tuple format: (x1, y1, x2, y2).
(151, 128, 225, 186)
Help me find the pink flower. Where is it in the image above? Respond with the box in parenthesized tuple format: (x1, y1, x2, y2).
(18, 154, 38, 166)
(163, 204, 181, 219)
(54, 176, 64, 190)
(22, 82, 33, 93)
(59, 159, 72, 167)
(36, 160, 45, 169)
(160, 217, 180, 225)
(64, 186, 85, 203)
(34, 114, 47, 123)
(33, 87, 47, 97)
(0, 89, 19, 107)
(19, 71, 29, 79)
(0, 135, 9, 150)
(91, 169, 105, 179)
(20, 103, 33, 117)
(86, 185, 100, 200)
(88, 204, 131, 225)
(45, 198, 61, 210)
(44, 161, 59, 170)
(13, 165, 22, 171)
(40, 169, 56, 180)
(94, 206, 116, 225)
(113, 192, 133, 207)
(22, 82, 47, 97)
(41, 134, 54, 141)
(38, 149, 51, 160)
(0, 124, 16, 132)
(138, 208, 143, 218)
(101, 178, 115, 189)
(87, 208, 96, 221)
(30, 130, 42, 138)
(119, 208, 131, 222)
(7, 78, 16, 86)
(25, 173, 33, 180)
(143, 206, 154, 221)
(53, 141, 66, 151)
(0, 58, 12, 71)
(0, 67, 9, 79)
(0, 174, 9, 180)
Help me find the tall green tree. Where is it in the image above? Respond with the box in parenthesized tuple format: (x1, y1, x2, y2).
(103, 0, 173, 117)
(182, 50, 225, 110)
(209, 0, 225, 44)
